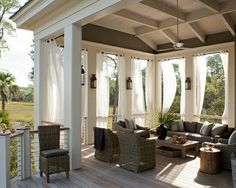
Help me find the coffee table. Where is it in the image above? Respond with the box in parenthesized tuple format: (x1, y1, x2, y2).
(156, 137, 200, 158)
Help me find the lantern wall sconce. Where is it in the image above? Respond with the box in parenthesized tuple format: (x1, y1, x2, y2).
(185, 77, 191, 90)
(90, 74, 97, 89)
(81, 65, 85, 86)
(126, 77, 132, 90)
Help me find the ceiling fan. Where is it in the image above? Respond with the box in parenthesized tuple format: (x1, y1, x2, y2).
(156, 0, 190, 52)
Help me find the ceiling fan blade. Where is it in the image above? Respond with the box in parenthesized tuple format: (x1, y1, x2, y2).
(156, 48, 174, 52)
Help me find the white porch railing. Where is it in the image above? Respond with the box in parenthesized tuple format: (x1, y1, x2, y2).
(0, 126, 70, 188)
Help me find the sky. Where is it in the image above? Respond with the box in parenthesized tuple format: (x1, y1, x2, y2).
(0, 0, 33, 87)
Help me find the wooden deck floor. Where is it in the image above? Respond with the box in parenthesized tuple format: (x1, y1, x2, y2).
(12, 145, 233, 188)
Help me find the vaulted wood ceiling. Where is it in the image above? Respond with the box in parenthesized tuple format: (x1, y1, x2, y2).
(91, 0, 236, 51)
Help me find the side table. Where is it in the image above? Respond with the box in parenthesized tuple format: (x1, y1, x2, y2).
(199, 147, 220, 174)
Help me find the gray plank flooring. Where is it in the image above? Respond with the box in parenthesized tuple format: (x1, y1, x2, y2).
(12, 145, 233, 188)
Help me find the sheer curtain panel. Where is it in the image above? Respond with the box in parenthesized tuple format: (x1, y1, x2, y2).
(161, 60, 176, 113)
(220, 52, 229, 124)
(96, 52, 109, 128)
(117, 56, 127, 120)
(194, 55, 207, 121)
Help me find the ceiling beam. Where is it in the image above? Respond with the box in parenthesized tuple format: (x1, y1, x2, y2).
(187, 22, 205, 42)
(220, 13, 235, 36)
(136, 35, 157, 50)
(114, 10, 158, 29)
(160, 30, 178, 44)
(140, 0, 186, 22)
(198, 0, 220, 13)
(136, 0, 236, 36)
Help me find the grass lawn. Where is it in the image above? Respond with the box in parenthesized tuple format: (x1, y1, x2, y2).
(0, 101, 34, 122)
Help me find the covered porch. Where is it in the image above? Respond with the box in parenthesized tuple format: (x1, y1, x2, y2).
(1, 0, 236, 187)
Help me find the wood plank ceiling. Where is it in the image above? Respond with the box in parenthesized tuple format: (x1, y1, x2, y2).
(91, 0, 236, 51)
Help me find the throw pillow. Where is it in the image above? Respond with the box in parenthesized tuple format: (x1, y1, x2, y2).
(118, 121, 126, 128)
(184, 121, 197, 133)
(125, 118, 136, 130)
(171, 121, 179, 131)
(196, 122, 203, 134)
(125, 119, 131, 129)
(228, 130, 236, 144)
(131, 119, 137, 130)
(179, 120, 184, 131)
(211, 124, 228, 137)
(199, 122, 214, 136)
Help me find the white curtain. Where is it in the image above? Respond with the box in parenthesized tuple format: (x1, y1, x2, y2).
(131, 58, 146, 126)
(145, 61, 155, 113)
(96, 52, 109, 128)
(81, 50, 88, 118)
(117, 56, 127, 120)
(42, 40, 64, 124)
(145, 61, 155, 127)
(81, 50, 88, 140)
(156, 61, 162, 112)
(220, 52, 229, 124)
(161, 60, 176, 113)
(178, 59, 185, 118)
(194, 55, 207, 121)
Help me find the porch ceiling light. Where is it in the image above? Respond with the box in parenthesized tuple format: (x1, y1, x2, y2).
(90, 74, 97, 89)
(185, 77, 191, 90)
(81, 65, 85, 86)
(126, 77, 132, 90)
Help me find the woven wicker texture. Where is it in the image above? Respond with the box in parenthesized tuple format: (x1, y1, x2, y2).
(38, 125, 69, 183)
(117, 132, 155, 173)
(94, 128, 120, 162)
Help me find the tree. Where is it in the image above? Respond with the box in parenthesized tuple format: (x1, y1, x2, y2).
(0, 72, 15, 110)
(8, 84, 19, 101)
(0, 0, 19, 53)
(28, 41, 34, 81)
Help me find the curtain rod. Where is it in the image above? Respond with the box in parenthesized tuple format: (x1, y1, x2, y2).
(98, 51, 123, 57)
(158, 56, 185, 62)
(194, 50, 228, 57)
(131, 56, 153, 62)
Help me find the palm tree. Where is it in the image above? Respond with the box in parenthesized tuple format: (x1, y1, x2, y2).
(0, 72, 15, 110)
(9, 84, 20, 101)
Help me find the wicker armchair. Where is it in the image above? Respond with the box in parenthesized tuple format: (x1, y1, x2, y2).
(38, 125, 70, 183)
(117, 132, 156, 173)
(202, 139, 236, 170)
(94, 128, 119, 162)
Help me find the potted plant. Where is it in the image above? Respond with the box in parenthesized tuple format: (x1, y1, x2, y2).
(153, 111, 177, 139)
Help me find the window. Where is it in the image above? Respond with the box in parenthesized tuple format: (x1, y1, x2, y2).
(194, 52, 228, 123)
(201, 53, 226, 122)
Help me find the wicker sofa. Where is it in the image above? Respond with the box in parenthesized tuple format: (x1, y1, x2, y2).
(167, 121, 234, 144)
(117, 131, 156, 172)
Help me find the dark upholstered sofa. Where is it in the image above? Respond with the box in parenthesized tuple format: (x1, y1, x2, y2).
(166, 121, 234, 144)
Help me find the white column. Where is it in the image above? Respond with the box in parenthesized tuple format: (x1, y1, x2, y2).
(34, 39, 44, 128)
(64, 24, 82, 169)
(0, 133, 10, 188)
(185, 54, 194, 121)
(86, 46, 96, 145)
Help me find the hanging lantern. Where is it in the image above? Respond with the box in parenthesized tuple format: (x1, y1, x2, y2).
(81, 65, 85, 86)
(185, 77, 191, 90)
(126, 77, 132, 90)
(90, 74, 97, 89)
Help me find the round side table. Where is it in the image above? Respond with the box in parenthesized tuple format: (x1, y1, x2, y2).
(199, 147, 220, 174)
